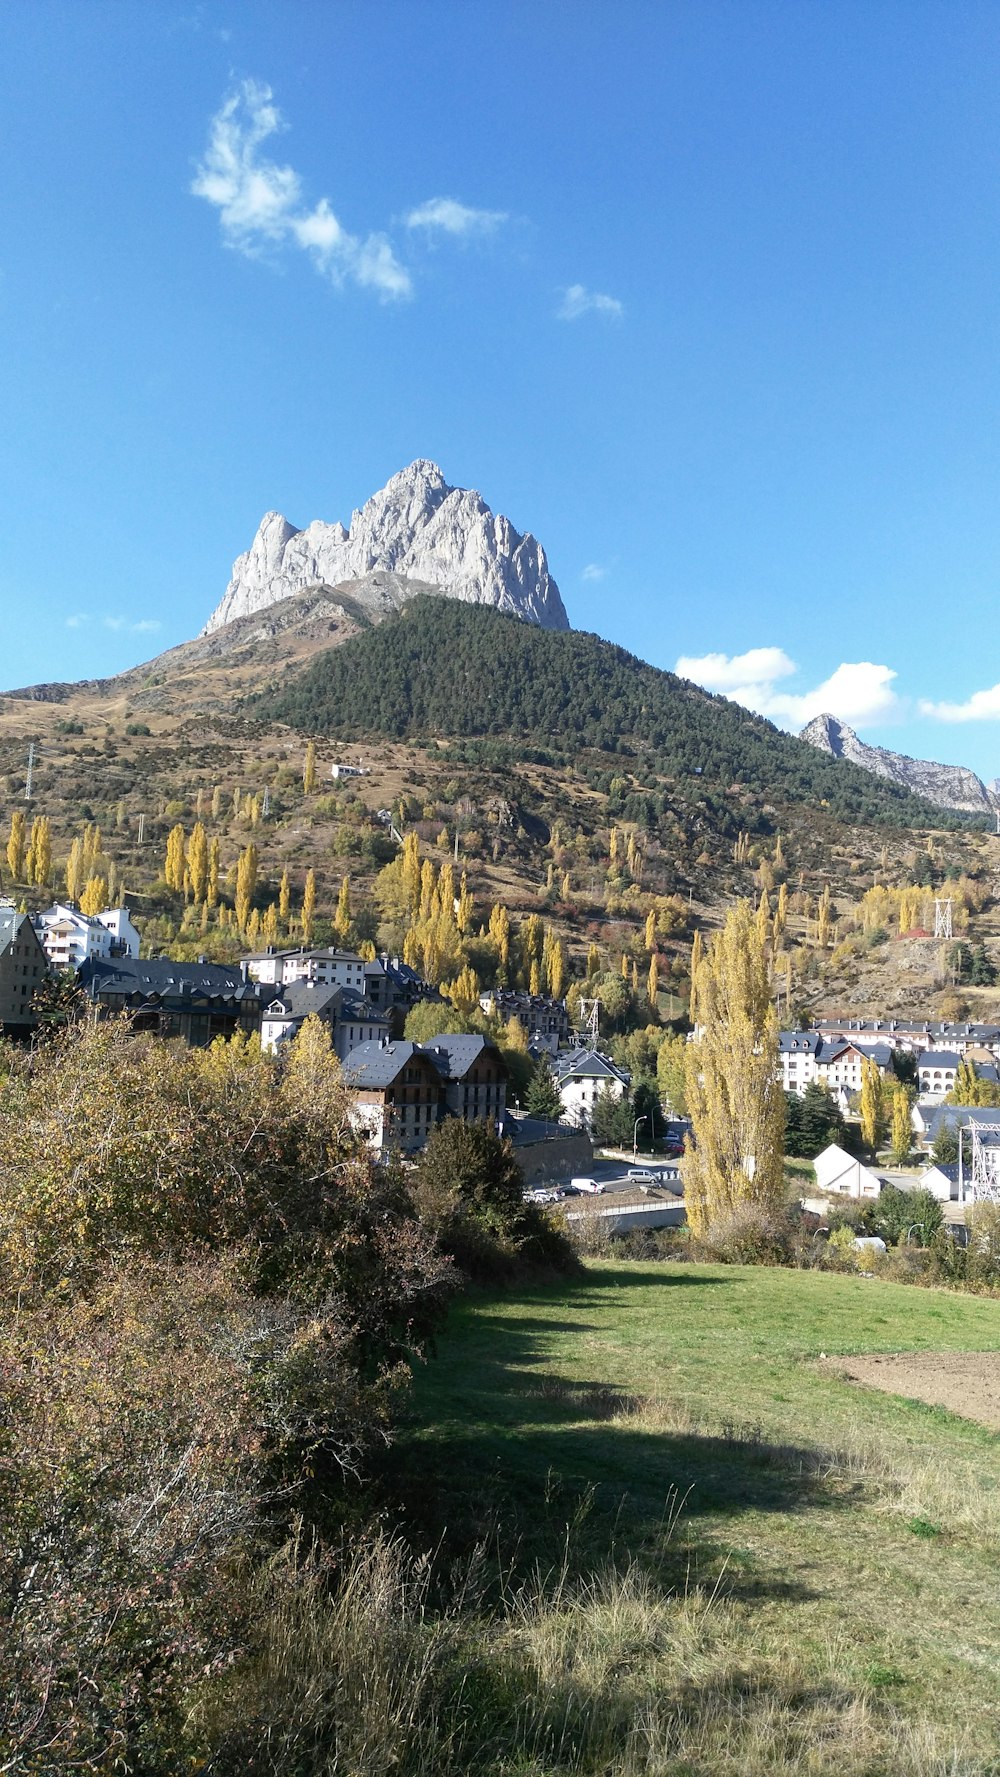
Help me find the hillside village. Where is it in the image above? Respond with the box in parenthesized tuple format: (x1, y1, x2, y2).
(8, 862, 1000, 1234)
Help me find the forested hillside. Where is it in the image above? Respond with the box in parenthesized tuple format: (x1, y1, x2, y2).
(254, 599, 970, 832)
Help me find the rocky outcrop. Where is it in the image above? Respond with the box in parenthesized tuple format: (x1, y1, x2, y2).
(203, 460, 569, 634)
(800, 713, 998, 814)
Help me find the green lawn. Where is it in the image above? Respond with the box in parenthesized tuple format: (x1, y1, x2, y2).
(389, 1263, 1000, 1774)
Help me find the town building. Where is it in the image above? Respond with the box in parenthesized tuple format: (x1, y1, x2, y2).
(551, 1048, 629, 1130)
(0, 910, 48, 1034)
(812, 1142, 885, 1199)
(478, 987, 569, 1055)
(78, 955, 264, 1046)
(32, 902, 140, 971)
(814, 1016, 1000, 1058)
(421, 1034, 508, 1125)
(362, 954, 437, 1020)
(915, 1050, 999, 1099)
(240, 946, 367, 995)
(780, 1032, 895, 1108)
(344, 1035, 508, 1154)
(260, 979, 390, 1058)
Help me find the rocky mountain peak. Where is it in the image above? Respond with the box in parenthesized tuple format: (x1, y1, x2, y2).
(203, 460, 569, 634)
(799, 711, 998, 815)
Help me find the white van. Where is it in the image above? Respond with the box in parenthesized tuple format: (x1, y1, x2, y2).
(570, 1177, 605, 1195)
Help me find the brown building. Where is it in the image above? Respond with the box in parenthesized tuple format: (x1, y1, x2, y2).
(344, 1035, 508, 1155)
(0, 909, 48, 1035)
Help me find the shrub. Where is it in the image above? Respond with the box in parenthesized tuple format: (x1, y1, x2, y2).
(692, 1201, 795, 1266)
(411, 1119, 577, 1281)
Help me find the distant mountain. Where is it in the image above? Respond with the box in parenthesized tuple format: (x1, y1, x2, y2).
(203, 459, 569, 635)
(799, 713, 998, 816)
(252, 598, 974, 831)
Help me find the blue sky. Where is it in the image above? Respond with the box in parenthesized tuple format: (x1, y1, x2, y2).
(4, 2, 1000, 775)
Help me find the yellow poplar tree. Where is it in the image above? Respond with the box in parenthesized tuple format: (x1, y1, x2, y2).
(26, 816, 51, 887)
(457, 871, 473, 934)
(890, 1087, 912, 1165)
(207, 837, 220, 908)
(648, 953, 659, 1010)
(303, 743, 317, 794)
(401, 832, 421, 915)
(211, 784, 223, 819)
(529, 958, 541, 996)
(188, 821, 209, 905)
(586, 942, 600, 978)
(684, 899, 785, 1236)
(65, 837, 84, 902)
(279, 866, 290, 922)
(548, 938, 566, 1001)
(334, 874, 351, 941)
(235, 843, 258, 934)
(302, 868, 316, 945)
(79, 875, 108, 916)
(644, 908, 657, 951)
(6, 810, 25, 883)
(859, 1057, 885, 1153)
(489, 903, 510, 970)
(165, 824, 186, 892)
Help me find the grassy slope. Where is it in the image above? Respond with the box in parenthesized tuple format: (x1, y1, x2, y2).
(393, 1263, 1000, 1772)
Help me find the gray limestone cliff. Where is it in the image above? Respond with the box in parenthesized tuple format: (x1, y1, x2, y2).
(800, 713, 997, 815)
(203, 459, 569, 634)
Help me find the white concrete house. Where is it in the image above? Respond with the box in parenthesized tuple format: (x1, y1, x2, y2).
(779, 1032, 894, 1110)
(812, 1142, 884, 1199)
(32, 903, 140, 971)
(261, 979, 389, 1058)
(241, 946, 366, 995)
(552, 1049, 628, 1130)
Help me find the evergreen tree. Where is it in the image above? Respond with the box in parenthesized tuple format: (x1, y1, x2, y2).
(524, 1056, 564, 1122)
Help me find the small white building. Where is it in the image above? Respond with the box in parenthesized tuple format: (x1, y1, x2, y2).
(552, 1048, 629, 1130)
(812, 1142, 884, 1200)
(32, 903, 140, 971)
(241, 946, 367, 995)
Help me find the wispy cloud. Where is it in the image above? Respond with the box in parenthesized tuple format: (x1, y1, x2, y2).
(676, 647, 900, 730)
(65, 613, 91, 630)
(405, 196, 507, 236)
(192, 80, 412, 301)
(581, 562, 608, 582)
(557, 283, 624, 322)
(920, 684, 1000, 722)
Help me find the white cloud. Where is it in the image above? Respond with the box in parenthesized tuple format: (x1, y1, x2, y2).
(192, 81, 412, 301)
(581, 562, 608, 582)
(102, 616, 163, 635)
(65, 613, 91, 629)
(557, 283, 624, 321)
(676, 647, 900, 730)
(676, 647, 796, 693)
(405, 196, 507, 236)
(920, 685, 1000, 722)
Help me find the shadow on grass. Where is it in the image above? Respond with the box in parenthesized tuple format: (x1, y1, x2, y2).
(380, 1266, 849, 1605)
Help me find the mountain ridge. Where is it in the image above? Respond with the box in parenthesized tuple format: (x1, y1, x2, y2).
(799, 712, 998, 816)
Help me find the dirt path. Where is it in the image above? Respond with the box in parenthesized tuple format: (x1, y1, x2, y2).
(821, 1351, 1000, 1431)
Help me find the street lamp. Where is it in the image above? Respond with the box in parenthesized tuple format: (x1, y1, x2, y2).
(905, 1223, 922, 1246)
(633, 1115, 648, 1159)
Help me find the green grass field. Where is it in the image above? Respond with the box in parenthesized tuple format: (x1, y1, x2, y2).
(385, 1262, 1000, 1775)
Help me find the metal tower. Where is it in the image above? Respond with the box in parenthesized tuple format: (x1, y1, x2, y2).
(934, 898, 953, 940)
(969, 1121, 1000, 1203)
(577, 998, 600, 1044)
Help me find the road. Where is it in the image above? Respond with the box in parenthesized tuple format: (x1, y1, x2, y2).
(528, 1156, 684, 1205)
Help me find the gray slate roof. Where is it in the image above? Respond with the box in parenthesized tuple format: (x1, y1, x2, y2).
(343, 1040, 424, 1089)
(917, 1050, 961, 1069)
(78, 955, 262, 1003)
(264, 981, 386, 1022)
(423, 1035, 492, 1080)
(552, 1048, 628, 1084)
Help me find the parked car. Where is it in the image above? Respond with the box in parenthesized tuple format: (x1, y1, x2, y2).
(627, 1168, 657, 1185)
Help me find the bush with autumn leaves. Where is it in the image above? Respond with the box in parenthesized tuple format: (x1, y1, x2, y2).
(0, 1015, 454, 1771)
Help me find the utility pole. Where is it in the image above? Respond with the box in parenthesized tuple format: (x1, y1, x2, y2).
(24, 741, 35, 801)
